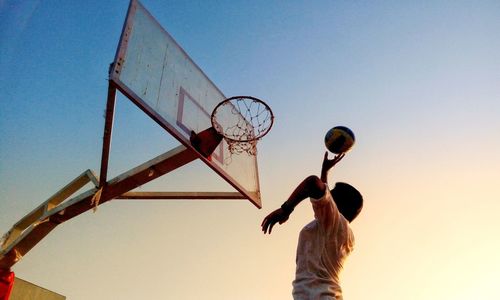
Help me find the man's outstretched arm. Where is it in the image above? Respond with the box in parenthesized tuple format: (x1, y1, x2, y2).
(261, 152, 345, 234)
(261, 176, 326, 234)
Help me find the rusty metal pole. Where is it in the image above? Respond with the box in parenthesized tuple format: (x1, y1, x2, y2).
(99, 81, 117, 187)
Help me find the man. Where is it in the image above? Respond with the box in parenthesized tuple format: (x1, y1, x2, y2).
(261, 152, 363, 300)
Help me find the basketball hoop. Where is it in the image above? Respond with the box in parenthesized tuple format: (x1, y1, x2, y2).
(211, 96, 274, 156)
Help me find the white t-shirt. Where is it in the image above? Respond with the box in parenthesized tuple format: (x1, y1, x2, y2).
(292, 189, 355, 300)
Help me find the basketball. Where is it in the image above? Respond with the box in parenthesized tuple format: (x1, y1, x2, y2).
(324, 126, 355, 154)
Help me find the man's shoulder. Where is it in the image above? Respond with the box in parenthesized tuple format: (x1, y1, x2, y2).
(303, 219, 319, 230)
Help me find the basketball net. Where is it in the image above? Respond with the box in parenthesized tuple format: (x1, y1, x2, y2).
(211, 96, 274, 158)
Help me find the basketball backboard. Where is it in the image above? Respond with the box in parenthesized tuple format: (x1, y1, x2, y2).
(109, 0, 261, 207)
(0, 0, 266, 272)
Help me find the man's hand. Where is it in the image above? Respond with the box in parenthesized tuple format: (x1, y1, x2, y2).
(261, 208, 290, 234)
(321, 151, 345, 182)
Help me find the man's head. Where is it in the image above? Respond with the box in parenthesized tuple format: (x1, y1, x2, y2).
(331, 182, 363, 222)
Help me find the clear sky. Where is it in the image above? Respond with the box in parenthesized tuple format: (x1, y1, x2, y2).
(1, 0, 500, 299)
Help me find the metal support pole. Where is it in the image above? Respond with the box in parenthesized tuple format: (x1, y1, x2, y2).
(99, 81, 117, 187)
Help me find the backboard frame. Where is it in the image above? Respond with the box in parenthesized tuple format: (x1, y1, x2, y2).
(0, 0, 265, 272)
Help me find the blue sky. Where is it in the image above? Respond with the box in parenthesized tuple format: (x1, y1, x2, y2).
(1, 1, 500, 299)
